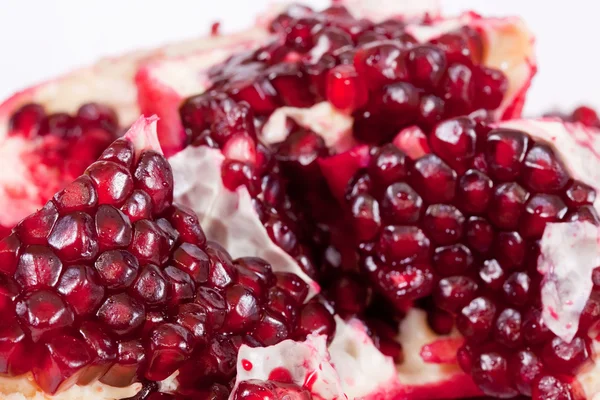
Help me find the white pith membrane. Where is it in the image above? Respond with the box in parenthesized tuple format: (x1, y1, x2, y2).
(6, 2, 600, 400)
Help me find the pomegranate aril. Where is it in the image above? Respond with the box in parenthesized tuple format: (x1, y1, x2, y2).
(38, 113, 80, 138)
(195, 287, 227, 330)
(523, 308, 553, 345)
(48, 212, 99, 262)
(16, 289, 74, 342)
(380, 182, 423, 224)
(9, 103, 45, 137)
(377, 82, 420, 127)
(441, 63, 475, 114)
(267, 287, 297, 322)
(275, 272, 308, 305)
(475, 67, 508, 110)
(14, 245, 63, 290)
(121, 190, 154, 222)
(175, 303, 210, 346)
(129, 219, 169, 266)
(407, 45, 447, 88)
(100, 340, 146, 387)
(418, 95, 445, 128)
(267, 63, 313, 107)
(144, 323, 193, 381)
(456, 296, 496, 341)
(164, 265, 196, 306)
(133, 150, 174, 214)
(95, 205, 133, 251)
(0, 275, 18, 314)
(484, 128, 529, 181)
(77, 322, 117, 385)
(565, 205, 600, 225)
(377, 225, 430, 264)
(532, 375, 573, 400)
(493, 231, 526, 270)
(410, 154, 457, 203)
(478, 259, 505, 290)
(353, 42, 408, 90)
(172, 243, 210, 284)
(422, 204, 465, 245)
(86, 161, 134, 206)
(471, 351, 518, 398)
(33, 334, 92, 394)
(53, 175, 98, 213)
(294, 301, 335, 341)
(541, 336, 590, 375)
(349, 194, 381, 242)
(252, 311, 290, 346)
(96, 293, 145, 336)
(221, 284, 260, 334)
(0, 320, 28, 376)
(430, 117, 477, 172)
(95, 249, 140, 290)
(502, 271, 531, 306)
(457, 169, 493, 214)
(0, 233, 21, 275)
(16, 201, 59, 245)
(328, 274, 368, 316)
(236, 257, 275, 287)
(432, 244, 473, 276)
(487, 182, 529, 229)
(76, 102, 118, 132)
(434, 276, 478, 313)
(493, 308, 522, 348)
(57, 264, 104, 316)
(564, 180, 596, 207)
(511, 349, 543, 396)
(326, 64, 368, 112)
(522, 144, 569, 193)
(368, 145, 410, 191)
(167, 204, 207, 247)
(521, 194, 567, 238)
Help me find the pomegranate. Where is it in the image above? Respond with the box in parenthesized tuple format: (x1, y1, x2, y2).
(1, 1, 600, 400)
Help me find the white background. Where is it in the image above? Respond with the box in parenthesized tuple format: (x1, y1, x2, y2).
(0, 0, 597, 115)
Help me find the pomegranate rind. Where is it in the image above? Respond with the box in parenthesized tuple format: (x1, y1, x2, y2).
(169, 145, 319, 294)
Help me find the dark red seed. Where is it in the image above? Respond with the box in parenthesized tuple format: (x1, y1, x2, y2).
(456, 296, 496, 341)
(133, 150, 174, 214)
(484, 129, 529, 181)
(457, 169, 493, 214)
(95, 205, 133, 251)
(294, 301, 335, 341)
(129, 220, 169, 266)
(96, 293, 145, 336)
(470, 351, 518, 398)
(493, 308, 522, 348)
(16, 290, 74, 342)
(434, 276, 478, 313)
(47, 212, 99, 262)
(120, 190, 154, 222)
(432, 244, 473, 276)
(164, 265, 196, 306)
(488, 182, 529, 229)
(57, 264, 104, 316)
(377, 225, 430, 264)
(430, 117, 477, 172)
(422, 204, 465, 245)
(411, 154, 457, 203)
(520, 194, 567, 239)
(522, 144, 569, 193)
(131, 264, 168, 306)
(15, 245, 63, 290)
(53, 175, 98, 214)
(349, 194, 381, 242)
(381, 183, 423, 224)
(167, 205, 207, 247)
(16, 201, 59, 245)
(144, 323, 194, 381)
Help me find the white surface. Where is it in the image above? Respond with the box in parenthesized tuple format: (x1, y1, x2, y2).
(0, 0, 598, 114)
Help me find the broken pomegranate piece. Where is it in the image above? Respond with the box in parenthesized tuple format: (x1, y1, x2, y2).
(0, 117, 333, 398)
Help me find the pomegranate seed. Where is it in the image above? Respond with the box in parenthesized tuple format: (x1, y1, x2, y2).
(456, 296, 496, 341)
(377, 225, 430, 264)
(14, 245, 63, 290)
(101, 340, 146, 387)
(522, 308, 553, 345)
(221, 284, 260, 334)
(77, 322, 117, 385)
(294, 301, 335, 341)
(164, 265, 196, 306)
(488, 182, 529, 229)
(129, 220, 169, 266)
(475, 67, 508, 110)
(502, 271, 531, 306)
(167, 205, 207, 247)
(432, 244, 473, 276)
(430, 117, 477, 172)
(252, 311, 290, 346)
(511, 349, 543, 396)
(564, 180, 596, 207)
(457, 169, 493, 214)
(172, 243, 210, 284)
(411, 154, 457, 203)
(144, 323, 194, 381)
(522, 144, 569, 193)
(541, 336, 590, 375)
(195, 287, 227, 329)
(470, 351, 518, 398)
(407, 45, 447, 88)
(16, 290, 74, 342)
(441, 63, 475, 114)
(76, 102, 118, 132)
(57, 265, 104, 316)
(353, 42, 408, 90)
(434, 276, 478, 313)
(532, 375, 573, 400)
(494, 308, 522, 348)
(53, 175, 98, 213)
(133, 150, 174, 214)
(33, 334, 92, 394)
(96, 293, 145, 336)
(47, 212, 99, 262)
(422, 204, 465, 245)
(16, 201, 59, 245)
(380, 182, 423, 224)
(0, 234, 21, 276)
(368, 145, 410, 190)
(349, 194, 381, 242)
(521, 194, 567, 238)
(95, 205, 133, 251)
(95, 250, 140, 290)
(484, 128, 529, 181)
(9, 103, 45, 137)
(478, 259, 505, 290)
(86, 161, 133, 206)
(121, 190, 154, 222)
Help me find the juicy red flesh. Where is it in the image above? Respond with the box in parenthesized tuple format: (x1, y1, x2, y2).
(0, 134, 333, 397)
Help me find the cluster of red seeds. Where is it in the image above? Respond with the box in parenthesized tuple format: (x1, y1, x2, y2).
(344, 115, 598, 398)
(0, 134, 334, 397)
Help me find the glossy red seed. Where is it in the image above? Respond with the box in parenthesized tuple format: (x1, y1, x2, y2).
(521, 194, 567, 238)
(522, 308, 553, 345)
(76, 102, 118, 132)
(471, 351, 518, 398)
(86, 161, 133, 206)
(326, 64, 368, 112)
(94, 249, 138, 289)
(488, 182, 529, 229)
(494, 308, 522, 348)
(16, 290, 74, 342)
(432, 244, 473, 276)
(441, 63, 475, 114)
(365, 258, 434, 306)
(353, 42, 408, 89)
(221, 284, 260, 334)
(377, 225, 430, 264)
(328, 274, 368, 316)
(267, 287, 297, 323)
(252, 311, 290, 346)
(16, 201, 59, 245)
(175, 303, 210, 346)
(532, 375, 573, 400)
(131, 264, 167, 306)
(9, 103, 45, 137)
(129, 220, 169, 266)
(0, 320, 28, 376)
(167, 205, 207, 247)
(172, 243, 210, 284)
(465, 217, 494, 253)
(349, 194, 381, 242)
(95, 205, 133, 251)
(294, 301, 335, 341)
(145, 323, 194, 381)
(120, 190, 154, 222)
(457, 169, 493, 214)
(96, 293, 145, 336)
(57, 265, 104, 316)
(456, 296, 496, 341)
(33, 334, 92, 394)
(100, 340, 146, 387)
(275, 272, 309, 305)
(541, 336, 590, 375)
(53, 175, 98, 213)
(77, 322, 117, 385)
(164, 265, 196, 306)
(368, 145, 410, 190)
(14, 245, 63, 289)
(380, 182, 423, 224)
(478, 259, 505, 291)
(411, 154, 457, 203)
(564, 180, 596, 207)
(502, 271, 531, 306)
(195, 287, 227, 330)
(484, 129, 529, 181)
(493, 231, 525, 270)
(430, 117, 477, 172)
(422, 204, 465, 245)
(47, 212, 99, 262)
(511, 350, 543, 396)
(407, 45, 447, 88)
(434, 276, 478, 313)
(133, 150, 174, 214)
(0, 233, 21, 275)
(522, 144, 569, 193)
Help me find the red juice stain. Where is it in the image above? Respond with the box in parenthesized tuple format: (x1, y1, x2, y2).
(241, 359, 253, 371)
(269, 367, 293, 383)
